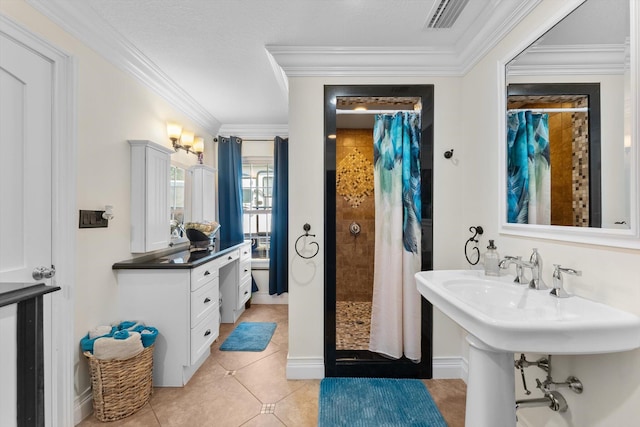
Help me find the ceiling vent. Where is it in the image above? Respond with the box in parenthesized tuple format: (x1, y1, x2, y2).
(426, 0, 471, 29)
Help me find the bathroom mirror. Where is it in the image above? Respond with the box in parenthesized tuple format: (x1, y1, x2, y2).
(169, 163, 187, 244)
(498, 0, 639, 248)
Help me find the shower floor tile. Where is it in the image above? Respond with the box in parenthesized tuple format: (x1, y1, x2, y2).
(336, 300, 371, 350)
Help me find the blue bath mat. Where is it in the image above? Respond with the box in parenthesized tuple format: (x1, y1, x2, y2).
(220, 322, 277, 351)
(318, 378, 447, 427)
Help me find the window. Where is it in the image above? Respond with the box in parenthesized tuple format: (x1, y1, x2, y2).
(242, 159, 273, 258)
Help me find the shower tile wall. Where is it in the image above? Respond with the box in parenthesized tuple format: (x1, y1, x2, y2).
(336, 128, 375, 302)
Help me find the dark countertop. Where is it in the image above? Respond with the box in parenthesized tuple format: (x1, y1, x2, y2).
(112, 240, 245, 270)
(0, 283, 61, 308)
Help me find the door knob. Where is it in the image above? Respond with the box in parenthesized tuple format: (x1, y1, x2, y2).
(32, 265, 56, 281)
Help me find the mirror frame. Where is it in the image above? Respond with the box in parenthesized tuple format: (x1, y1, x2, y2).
(497, 0, 640, 248)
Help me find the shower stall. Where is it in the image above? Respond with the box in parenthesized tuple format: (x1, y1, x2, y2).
(324, 84, 434, 378)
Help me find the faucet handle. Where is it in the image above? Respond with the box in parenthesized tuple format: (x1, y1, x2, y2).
(551, 265, 581, 298)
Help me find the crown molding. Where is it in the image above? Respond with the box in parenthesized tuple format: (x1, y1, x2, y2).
(507, 43, 628, 76)
(26, 0, 221, 135)
(456, 0, 542, 74)
(267, 0, 541, 78)
(217, 124, 289, 140)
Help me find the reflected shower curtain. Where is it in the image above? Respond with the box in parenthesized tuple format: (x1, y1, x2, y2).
(369, 112, 422, 361)
(507, 111, 551, 224)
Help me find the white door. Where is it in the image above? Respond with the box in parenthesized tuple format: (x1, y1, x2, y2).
(0, 31, 53, 283)
(0, 27, 55, 427)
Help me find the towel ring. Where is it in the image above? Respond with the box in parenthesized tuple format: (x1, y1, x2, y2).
(295, 223, 319, 259)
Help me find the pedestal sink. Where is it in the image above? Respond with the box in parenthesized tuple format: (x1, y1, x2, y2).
(416, 270, 640, 427)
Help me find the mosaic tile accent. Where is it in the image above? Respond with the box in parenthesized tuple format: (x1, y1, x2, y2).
(572, 97, 589, 226)
(336, 301, 372, 350)
(261, 403, 276, 414)
(336, 148, 374, 208)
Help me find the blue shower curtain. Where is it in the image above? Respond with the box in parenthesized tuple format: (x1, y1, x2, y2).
(217, 136, 244, 246)
(369, 112, 422, 361)
(269, 136, 288, 295)
(507, 111, 551, 224)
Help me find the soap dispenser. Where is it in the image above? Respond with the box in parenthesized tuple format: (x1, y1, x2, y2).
(484, 240, 500, 276)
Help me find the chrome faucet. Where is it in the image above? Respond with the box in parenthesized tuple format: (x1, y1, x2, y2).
(551, 265, 582, 298)
(499, 256, 529, 284)
(528, 248, 547, 290)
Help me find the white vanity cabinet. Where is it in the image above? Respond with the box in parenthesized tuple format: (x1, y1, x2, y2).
(116, 260, 220, 387)
(128, 140, 174, 253)
(114, 242, 251, 387)
(220, 241, 252, 323)
(188, 164, 216, 223)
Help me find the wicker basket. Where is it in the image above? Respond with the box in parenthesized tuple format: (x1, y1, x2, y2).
(84, 345, 154, 422)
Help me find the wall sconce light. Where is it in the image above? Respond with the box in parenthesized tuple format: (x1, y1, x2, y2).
(193, 136, 204, 164)
(166, 121, 204, 160)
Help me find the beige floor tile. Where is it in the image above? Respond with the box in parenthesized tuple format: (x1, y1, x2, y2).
(151, 373, 262, 427)
(76, 403, 160, 426)
(273, 380, 320, 427)
(241, 414, 286, 427)
(233, 350, 306, 404)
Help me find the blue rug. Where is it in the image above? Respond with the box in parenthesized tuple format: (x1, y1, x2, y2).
(318, 378, 447, 427)
(219, 322, 277, 351)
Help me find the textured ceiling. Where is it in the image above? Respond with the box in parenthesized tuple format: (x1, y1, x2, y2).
(28, 0, 616, 133)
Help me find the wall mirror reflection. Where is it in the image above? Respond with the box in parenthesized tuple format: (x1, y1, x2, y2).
(170, 164, 186, 240)
(505, 0, 631, 231)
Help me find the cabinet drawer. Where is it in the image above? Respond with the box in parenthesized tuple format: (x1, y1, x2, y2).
(191, 278, 218, 327)
(239, 243, 252, 261)
(218, 249, 240, 267)
(238, 277, 252, 309)
(190, 261, 218, 291)
(239, 259, 251, 281)
(190, 309, 219, 365)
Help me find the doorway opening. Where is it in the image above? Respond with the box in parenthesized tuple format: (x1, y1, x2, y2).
(324, 85, 434, 378)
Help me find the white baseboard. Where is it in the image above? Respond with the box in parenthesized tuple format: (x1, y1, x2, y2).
(74, 388, 93, 425)
(250, 291, 288, 305)
(432, 356, 468, 383)
(286, 355, 324, 379)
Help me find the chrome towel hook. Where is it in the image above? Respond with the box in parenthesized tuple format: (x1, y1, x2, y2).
(295, 223, 319, 259)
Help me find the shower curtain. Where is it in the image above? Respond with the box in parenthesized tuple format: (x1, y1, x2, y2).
(507, 111, 551, 224)
(369, 112, 422, 361)
(217, 136, 244, 245)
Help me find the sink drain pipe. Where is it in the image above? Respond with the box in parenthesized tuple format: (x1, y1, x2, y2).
(516, 390, 568, 413)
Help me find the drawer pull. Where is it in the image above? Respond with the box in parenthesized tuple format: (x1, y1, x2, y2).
(204, 297, 211, 303)
(244, 268, 249, 273)
(204, 270, 210, 276)
(244, 291, 249, 295)
(228, 255, 233, 260)
(204, 329, 211, 337)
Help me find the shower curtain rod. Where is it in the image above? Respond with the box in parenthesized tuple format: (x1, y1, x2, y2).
(507, 107, 588, 113)
(336, 109, 420, 115)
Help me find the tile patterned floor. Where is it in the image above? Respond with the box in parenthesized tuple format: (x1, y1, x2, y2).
(336, 300, 372, 350)
(78, 304, 466, 426)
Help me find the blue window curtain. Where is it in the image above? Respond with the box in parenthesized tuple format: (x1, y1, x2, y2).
(268, 136, 288, 295)
(217, 136, 244, 246)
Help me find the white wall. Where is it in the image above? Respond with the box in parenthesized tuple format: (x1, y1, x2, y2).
(0, 1, 215, 422)
(287, 76, 470, 378)
(461, 0, 640, 425)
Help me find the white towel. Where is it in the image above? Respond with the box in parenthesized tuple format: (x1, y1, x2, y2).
(89, 325, 113, 339)
(93, 332, 143, 360)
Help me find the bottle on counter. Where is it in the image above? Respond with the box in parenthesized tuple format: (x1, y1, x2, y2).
(484, 240, 500, 276)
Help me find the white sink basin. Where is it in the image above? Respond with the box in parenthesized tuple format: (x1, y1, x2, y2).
(416, 269, 640, 354)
